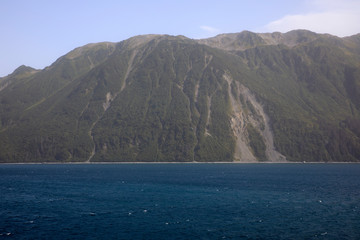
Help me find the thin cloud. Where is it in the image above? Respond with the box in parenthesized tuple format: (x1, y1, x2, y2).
(200, 25, 220, 33)
(264, 0, 360, 37)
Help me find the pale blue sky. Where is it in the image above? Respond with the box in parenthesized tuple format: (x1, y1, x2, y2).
(1, 0, 360, 77)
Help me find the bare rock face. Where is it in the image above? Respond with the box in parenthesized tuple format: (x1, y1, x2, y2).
(224, 73, 285, 162)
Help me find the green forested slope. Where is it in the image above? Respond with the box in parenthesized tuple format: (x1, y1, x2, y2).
(0, 31, 359, 162)
(230, 33, 360, 162)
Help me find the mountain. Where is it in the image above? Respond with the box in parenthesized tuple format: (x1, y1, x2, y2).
(0, 30, 359, 163)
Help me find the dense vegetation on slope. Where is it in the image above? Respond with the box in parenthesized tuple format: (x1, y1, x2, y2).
(0, 30, 359, 162)
(240, 38, 360, 161)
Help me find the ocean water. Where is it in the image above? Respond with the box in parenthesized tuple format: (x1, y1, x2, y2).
(1, 163, 360, 240)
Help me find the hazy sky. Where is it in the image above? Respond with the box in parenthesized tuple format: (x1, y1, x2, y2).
(1, 0, 360, 77)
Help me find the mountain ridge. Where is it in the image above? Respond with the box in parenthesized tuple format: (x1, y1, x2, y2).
(3, 30, 359, 78)
(0, 30, 359, 163)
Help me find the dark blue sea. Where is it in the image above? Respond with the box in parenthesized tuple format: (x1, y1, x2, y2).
(1, 163, 360, 239)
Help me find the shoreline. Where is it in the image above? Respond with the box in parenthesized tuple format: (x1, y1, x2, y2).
(0, 161, 358, 164)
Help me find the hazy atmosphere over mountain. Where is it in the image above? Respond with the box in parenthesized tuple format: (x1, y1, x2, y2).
(1, 30, 359, 163)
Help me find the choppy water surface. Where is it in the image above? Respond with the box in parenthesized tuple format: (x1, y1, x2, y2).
(1, 163, 360, 239)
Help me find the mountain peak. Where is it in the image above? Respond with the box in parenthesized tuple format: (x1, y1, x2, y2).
(199, 29, 333, 51)
(65, 42, 116, 60)
(9, 65, 39, 78)
(13, 65, 37, 74)
(120, 34, 191, 50)
(198, 30, 266, 51)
